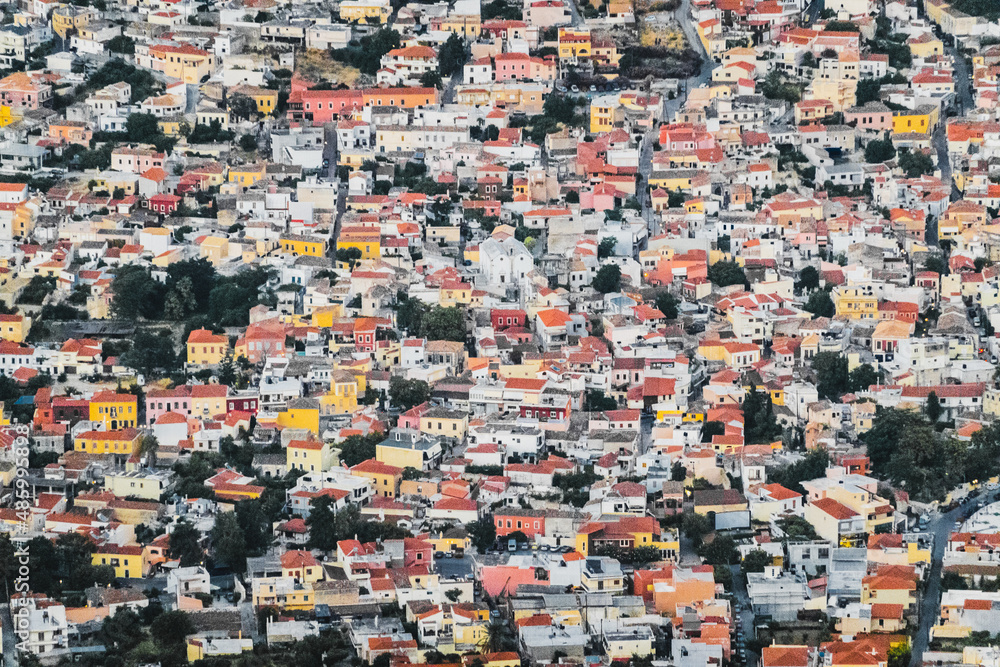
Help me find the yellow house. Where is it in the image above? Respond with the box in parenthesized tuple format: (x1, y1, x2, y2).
(281, 550, 324, 583)
(909, 34, 943, 59)
(92, 544, 144, 579)
(186, 328, 229, 366)
(276, 398, 321, 436)
(0, 106, 17, 128)
(428, 528, 472, 554)
(287, 439, 335, 473)
(834, 284, 878, 320)
(339, 0, 391, 23)
(558, 28, 591, 59)
(319, 372, 359, 415)
(351, 458, 403, 498)
(51, 5, 94, 38)
(892, 106, 938, 135)
(861, 570, 917, 609)
(105, 471, 172, 500)
(187, 636, 253, 662)
(148, 44, 216, 85)
(74, 428, 141, 456)
(338, 232, 381, 260)
(281, 234, 328, 258)
(590, 96, 619, 133)
(198, 236, 230, 265)
(0, 313, 30, 343)
(439, 281, 472, 307)
(89, 391, 138, 429)
(228, 85, 279, 115)
(439, 14, 480, 38)
(158, 117, 187, 136)
(228, 163, 266, 187)
(419, 408, 469, 440)
(252, 576, 316, 611)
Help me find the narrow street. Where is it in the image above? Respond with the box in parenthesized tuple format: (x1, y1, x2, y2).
(909, 489, 1000, 667)
(638, 0, 717, 235)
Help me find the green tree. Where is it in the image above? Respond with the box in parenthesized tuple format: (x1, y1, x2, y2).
(136, 433, 159, 466)
(797, 265, 820, 291)
(699, 534, 737, 565)
(236, 499, 271, 554)
(849, 364, 879, 393)
(306, 495, 339, 552)
(812, 351, 850, 400)
(389, 376, 430, 411)
(804, 290, 835, 318)
(111, 265, 165, 319)
(743, 385, 781, 444)
(420, 305, 466, 341)
(592, 264, 622, 293)
(768, 448, 831, 495)
(101, 609, 147, 655)
(238, 134, 257, 152)
(107, 34, 135, 54)
(163, 276, 197, 320)
(598, 237, 617, 259)
(228, 93, 259, 121)
(655, 292, 679, 319)
(586, 389, 617, 411)
(682, 512, 712, 548)
(439, 33, 466, 76)
(466, 517, 496, 554)
(149, 610, 194, 648)
(337, 432, 384, 467)
(420, 70, 443, 88)
(923, 254, 948, 275)
(211, 511, 247, 573)
(126, 112, 161, 143)
(741, 549, 772, 574)
(707, 260, 746, 287)
(926, 391, 942, 422)
(864, 138, 896, 163)
(168, 519, 204, 567)
(121, 329, 177, 377)
(899, 150, 935, 177)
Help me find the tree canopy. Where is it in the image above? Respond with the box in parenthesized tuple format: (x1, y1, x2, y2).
(707, 260, 746, 287)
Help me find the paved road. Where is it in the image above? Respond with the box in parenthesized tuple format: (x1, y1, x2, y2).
(637, 0, 718, 233)
(909, 489, 1000, 667)
(730, 564, 758, 667)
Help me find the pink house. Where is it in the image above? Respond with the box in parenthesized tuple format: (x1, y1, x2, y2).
(399, 402, 430, 429)
(845, 101, 892, 132)
(492, 52, 556, 82)
(0, 72, 52, 110)
(579, 183, 622, 213)
(146, 385, 192, 424)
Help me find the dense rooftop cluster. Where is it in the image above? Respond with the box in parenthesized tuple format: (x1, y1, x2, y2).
(1, 0, 1000, 665)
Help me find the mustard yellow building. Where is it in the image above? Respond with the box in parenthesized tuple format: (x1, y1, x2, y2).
(0, 313, 29, 343)
(834, 285, 878, 320)
(319, 373, 359, 415)
(281, 234, 328, 258)
(228, 85, 279, 115)
(558, 28, 591, 59)
(892, 106, 938, 135)
(89, 391, 138, 429)
(287, 439, 335, 473)
(338, 0, 391, 23)
(276, 398, 321, 435)
(228, 163, 266, 187)
(74, 428, 141, 456)
(187, 328, 229, 366)
(337, 232, 381, 260)
(51, 5, 93, 38)
(419, 408, 469, 440)
(351, 459, 403, 498)
(147, 43, 216, 85)
(92, 544, 144, 579)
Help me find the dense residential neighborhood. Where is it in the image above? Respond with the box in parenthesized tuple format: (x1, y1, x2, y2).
(0, 0, 999, 664)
